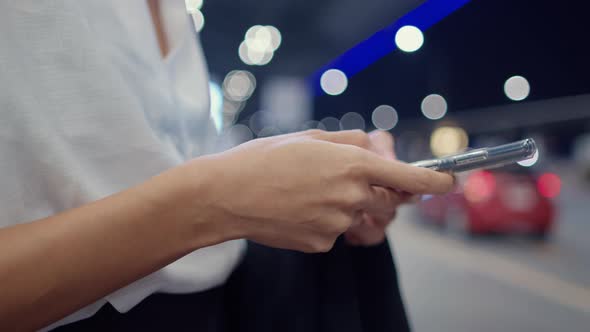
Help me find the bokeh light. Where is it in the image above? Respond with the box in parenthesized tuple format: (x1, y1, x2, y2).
(248, 110, 267, 136)
(430, 126, 469, 157)
(340, 112, 365, 131)
(185, 0, 203, 13)
(421, 94, 448, 120)
(226, 124, 253, 145)
(320, 69, 348, 96)
(504, 75, 530, 101)
(245, 26, 273, 52)
(239, 25, 281, 66)
(464, 171, 496, 203)
(257, 126, 282, 137)
(518, 149, 540, 167)
(371, 105, 398, 130)
(320, 116, 341, 131)
(239, 41, 274, 66)
(189, 9, 205, 32)
(266, 26, 282, 51)
(222, 70, 256, 102)
(222, 99, 245, 127)
(300, 120, 327, 131)
(395, 25, 424, 52)
(537, 173, 562, 198)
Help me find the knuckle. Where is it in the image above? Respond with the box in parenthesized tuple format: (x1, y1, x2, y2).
(342, 158, 366, 179)
(307, 238, 335, 253)
(347, 149, 371, 177)
(318, 239, 336, 252)
(329, 215, 353, 234)
(349, 130, 370, 148)
(344, 185, 369, 208)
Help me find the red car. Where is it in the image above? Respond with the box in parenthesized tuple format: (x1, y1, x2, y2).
(418, 167, 560, 239)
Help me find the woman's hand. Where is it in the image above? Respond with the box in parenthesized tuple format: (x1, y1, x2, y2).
(344, 130, 415, 246)
(0, 129, 451, 329)
(193, 130, 454, 253)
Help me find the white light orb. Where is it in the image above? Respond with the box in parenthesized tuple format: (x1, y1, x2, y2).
(257, 126, 281, 137)
(340, 112, 366, 131)
(421, 94, 448, 120)
(245, 26, 273, 53)
(300, 120, 327, 131)
(238, 40, 274, 66)
(395, 25, 424, 53)
(185, 0, 203, 13)
(223, 70, 256, 102)
(320, 69, 348, 96)
(504, 75, 530, 101)
(227, 124, 253, 145)
(320, 117, 341, 131)
(190, 9, 205, 32)
(371, 105, 399, 130)
(266, 25, 282, 51)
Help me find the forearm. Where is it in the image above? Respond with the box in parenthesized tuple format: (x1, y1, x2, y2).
(0, 159, 239, 331)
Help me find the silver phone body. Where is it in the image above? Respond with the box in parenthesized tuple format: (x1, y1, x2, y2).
(410, 138, 537, 173)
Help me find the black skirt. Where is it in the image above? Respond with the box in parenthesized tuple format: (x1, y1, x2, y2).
(53, 238, 410, 332)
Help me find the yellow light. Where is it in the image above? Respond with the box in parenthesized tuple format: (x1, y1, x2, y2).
(430, 126, 469, 157)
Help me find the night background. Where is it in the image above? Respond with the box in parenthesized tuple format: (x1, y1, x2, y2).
(196, 1, 590, 330)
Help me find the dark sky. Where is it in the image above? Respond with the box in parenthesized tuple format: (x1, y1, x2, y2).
(315, 0, 590, 121)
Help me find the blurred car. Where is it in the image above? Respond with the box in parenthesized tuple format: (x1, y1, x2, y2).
(418, 166, 560, 239)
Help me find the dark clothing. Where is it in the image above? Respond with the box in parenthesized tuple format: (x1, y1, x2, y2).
(54, 238, 410, 332)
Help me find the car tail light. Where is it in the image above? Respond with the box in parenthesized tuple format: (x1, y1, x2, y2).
(537, 173, 561, 198)
(464, 171, 496, 203)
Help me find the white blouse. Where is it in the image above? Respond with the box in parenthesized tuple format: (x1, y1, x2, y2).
(0, 1, 245, 330)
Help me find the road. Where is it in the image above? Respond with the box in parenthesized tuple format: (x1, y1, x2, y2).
(387, 169, 590, 332)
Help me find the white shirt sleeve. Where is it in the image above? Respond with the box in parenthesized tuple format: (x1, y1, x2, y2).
(0, 1, 245, 329)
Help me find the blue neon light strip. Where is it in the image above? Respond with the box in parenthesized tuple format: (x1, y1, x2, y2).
(310, 0, 472, 96)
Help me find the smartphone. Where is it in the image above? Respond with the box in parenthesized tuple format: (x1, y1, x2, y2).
(410, 138, 537, 173)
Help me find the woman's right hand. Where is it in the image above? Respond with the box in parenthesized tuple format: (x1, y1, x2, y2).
(0, 129, 452, 329)
(188, 130, 454, 253)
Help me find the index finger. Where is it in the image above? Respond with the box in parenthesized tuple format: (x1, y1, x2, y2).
(359, 150, 454, 195)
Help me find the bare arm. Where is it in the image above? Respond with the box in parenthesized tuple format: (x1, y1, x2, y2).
(0, 130, 453, 331)
(0, 158, 240, 331)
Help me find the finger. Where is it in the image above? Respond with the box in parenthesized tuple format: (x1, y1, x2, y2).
(369, 130, 395, 160)
(345, 221, 387, 246)
(362, 186, 402, 219)
(368, 209, 397, 228)
(359, 150, 455, 195)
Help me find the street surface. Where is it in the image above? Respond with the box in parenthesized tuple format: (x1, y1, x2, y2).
(388, 167, 590, 331)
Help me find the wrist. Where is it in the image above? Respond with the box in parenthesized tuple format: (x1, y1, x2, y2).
(174, 155, 246, 249)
